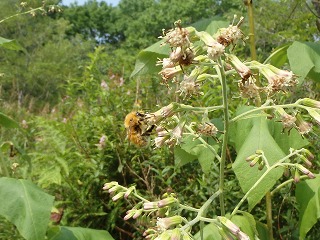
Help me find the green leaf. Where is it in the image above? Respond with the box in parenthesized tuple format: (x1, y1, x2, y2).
(270, 121, 309, 154)
(175, 135, 218, 173)
(174, 145, 197, 167)
(231, 213, 258, 240)
(256, 221, 269, 240)
(295, 176, 320, 239)
(47, 226, 114, 240)
(191, 17, 228, 33)
(0, 112, 19, 128)
(0, 177, 54, 240)
(287, 41, 320, 82)
(191, 144, 215, 174)
(194, 223, 222, 240)
(232, 115, 284, 210)
(130, 41, 169, 78)
(264, 43, 290, 67)
(0, 36, 26, 52)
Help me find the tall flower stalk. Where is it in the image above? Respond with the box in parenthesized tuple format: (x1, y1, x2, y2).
(103, 16, 318, 239)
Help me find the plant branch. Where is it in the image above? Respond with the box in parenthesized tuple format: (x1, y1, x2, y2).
(216, 58, 229, 216)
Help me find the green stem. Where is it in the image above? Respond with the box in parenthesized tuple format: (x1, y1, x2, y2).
(229, 102, 309, 123)
(246, 0, 257, 60)
(270, 175, 308, 196)
(216, 58, 229, 216)
(266, 191, 274, 240)
(181, 190, 221, 231)
(0, 7, 43, 24)
(184, 125, 221, 163)
(178, 103, 224, 112)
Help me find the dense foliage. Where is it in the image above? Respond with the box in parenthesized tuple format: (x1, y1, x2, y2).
(0, 0, 320, 240)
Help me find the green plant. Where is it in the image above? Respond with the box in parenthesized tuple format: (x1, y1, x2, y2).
(103, 16, 320, 239)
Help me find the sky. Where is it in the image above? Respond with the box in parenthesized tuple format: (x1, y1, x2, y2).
(61, 0, 120, 6)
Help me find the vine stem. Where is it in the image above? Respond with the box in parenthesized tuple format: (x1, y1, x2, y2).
(0, 7, 43, 24)
(216, 58, 229, 216)
(181, 190, 221, 231)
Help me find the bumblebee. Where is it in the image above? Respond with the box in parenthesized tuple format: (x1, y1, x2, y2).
(124, 111, 155, 147)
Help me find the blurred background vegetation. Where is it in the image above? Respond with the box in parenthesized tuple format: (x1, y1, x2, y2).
(0, 0, 319, 239)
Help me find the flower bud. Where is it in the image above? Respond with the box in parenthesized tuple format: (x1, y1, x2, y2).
(307, 109, 320, 125)
(246, 154, 258, 162)
(143, 201, 159, 210)
(112, 192, 125, 201)
(143, 228, 157, 237)
(249, 157, 261, 167)
(227, 54, 251, 81)
(124, 186, 135, 198)
(133, 209, 143, 219)
(258, 160, 265, 171)
(124, 210, 135, 220)
(108, 185, 121, 194)
(238, 231, 250, 240)
(158, 197, 177, 208)
(218, 216, 240, 235)
(295, 114, 312, 135)
(296, 164, 315, 179)
(298, 98, 320, 109)
(303, 149, 314, 160)
(156, 216, 183, 230)
(293, 168, 300, 183)
(102, 181, 118, 191)
(299, 155, 312, 167)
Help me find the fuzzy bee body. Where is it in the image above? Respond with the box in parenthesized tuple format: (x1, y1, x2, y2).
(124, 111, 155, 147)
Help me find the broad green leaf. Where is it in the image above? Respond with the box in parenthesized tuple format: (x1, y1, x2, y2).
(0, 112, 19, 128)
(256, 221, 269, 240)
(232, 116, 284, 210)
(174, 145, 197, 167)
(231, 213, 257, 240)
(191, 17, 227, 33)
(270, 121, 309, 154)
(263, 43, 290, 67)
(194, 223, 222, 240)
(130, 41, 169, 78)
(295, 176, 320, 239)
(47, 226, 114, 240)
(0, 37, 26, 52)
(191, 144, 217, 174)
(204, 20, 229, 36)
(175, 135, 218, 173)
(0, 177, 54, 240)
(287, 41, 320, 82)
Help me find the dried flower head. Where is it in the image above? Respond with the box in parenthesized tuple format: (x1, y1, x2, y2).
(178, 74, 202, 99)
(260, 65, 298, 94)
(276, 108, 296, 130)
(207, 40, 225, 60)
(159, 66, 183, 84)
(227, 54, 251, 81)
(295, 114, 312, 135)
(160, 20, 190, 48)
(238, 77, 261, 99)
(217, 16, 245, 47)
(197, 122, 219, 137)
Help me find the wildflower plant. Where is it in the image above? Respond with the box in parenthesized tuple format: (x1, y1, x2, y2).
(104, 16, 320, 239)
